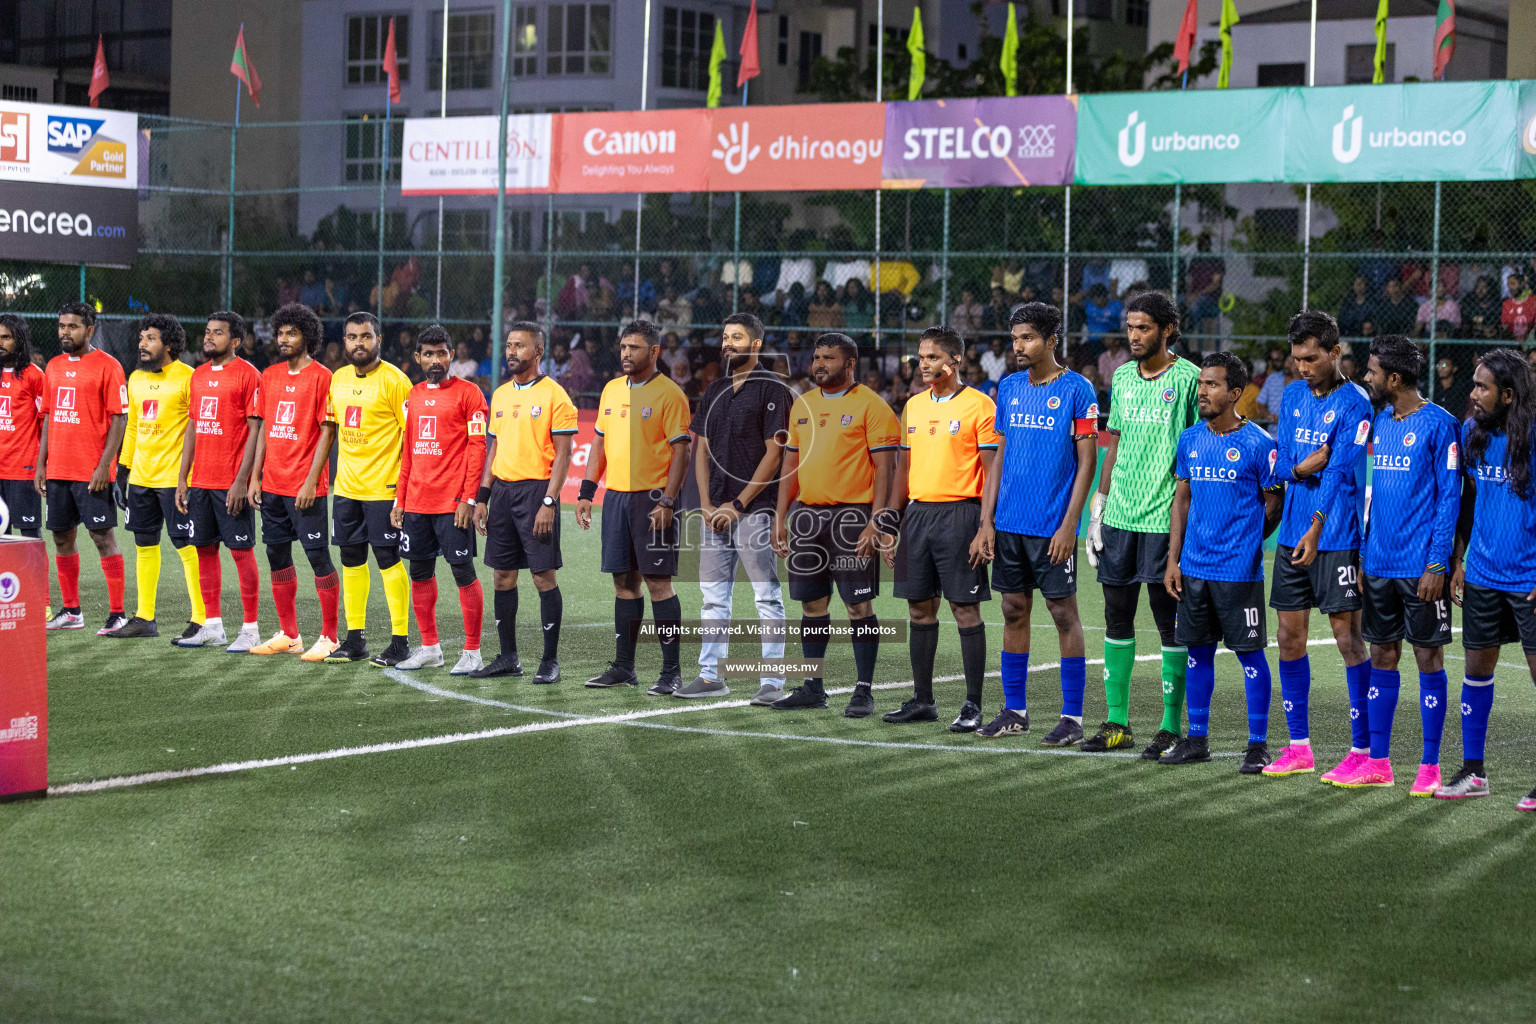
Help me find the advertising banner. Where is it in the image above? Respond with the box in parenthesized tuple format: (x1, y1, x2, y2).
(882, 96, 1075, 188)
(559, 409, 601, 506)
(400, 113, 552, 195)
(1284, 82, 1520, 183)
(1075, 88, 1286, 185)
(0, 99, 137, 189)
(0, 538, 48, 801)
(706, 102, 885, 192)
(553, 109, 711, 193)
(1520, 80, 1536, 180)
(0, 180, 137, 267)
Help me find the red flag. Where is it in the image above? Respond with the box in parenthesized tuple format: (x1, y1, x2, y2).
(383, 17, 402, 104)
(1173, 0, 1199, 76)
(230, 26, 263, 107)
(736, 4, 760, 89)
(1433, 0, 1457, 81)
(88, 35, 109, 108)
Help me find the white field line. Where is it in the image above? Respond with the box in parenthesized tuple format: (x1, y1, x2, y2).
(39, 635, 1429, 797)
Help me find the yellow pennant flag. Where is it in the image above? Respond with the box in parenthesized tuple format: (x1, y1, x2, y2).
(907, 7, 926, 101)
(1373, 0, 1389, 83)
(706, 20, 726, 108)
(1000, 2, 1019, 97)
(1218, 0, 1240, 89)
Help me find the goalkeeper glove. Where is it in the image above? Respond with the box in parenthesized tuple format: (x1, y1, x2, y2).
(113, 464, 130, 511)
(1085, 491, 1107, 569)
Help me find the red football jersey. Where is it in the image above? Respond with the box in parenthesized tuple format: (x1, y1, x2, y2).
(42, 348, 127, 483)
(189, 356, 263, 490)
(0, 362, 46, 479)
(396, 377, 488, 514)
(259, 360, 333, 498)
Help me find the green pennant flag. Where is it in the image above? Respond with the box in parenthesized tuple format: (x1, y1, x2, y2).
(1218, 0, 1240, 89)
(1000, 2, 1019, 97)
(706, 20, 726, 108)
(1373, 0, 1390, 83)
(906, 7, 926, 101)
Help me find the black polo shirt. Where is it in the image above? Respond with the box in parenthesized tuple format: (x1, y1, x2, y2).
(690, 362, 789, 515)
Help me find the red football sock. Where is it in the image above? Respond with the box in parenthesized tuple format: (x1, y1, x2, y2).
(197, 545, 222, 621)
(459, 580, 483, 652)
(231, 547, 260, 623)
(55, 552, 80, 609)
(315, 572, 339, 640)
(100, 553, 125, 614)
(271, 565, 299, 638)
(411, 577, 440, 646)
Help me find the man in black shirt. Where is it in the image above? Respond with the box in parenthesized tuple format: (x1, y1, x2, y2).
(681, 312, 791, 702)
(1372, 278, 1418, 337)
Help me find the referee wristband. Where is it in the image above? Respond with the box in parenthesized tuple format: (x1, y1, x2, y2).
(477, 486, 492, 504)
(578, 480, 598, 502)
(874, 508, 902, 534)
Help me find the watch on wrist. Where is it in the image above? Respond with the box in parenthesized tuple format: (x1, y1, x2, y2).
(656, 495, 676, 509)
(730, 498, 747, 514)
(542, 495, 556, 507)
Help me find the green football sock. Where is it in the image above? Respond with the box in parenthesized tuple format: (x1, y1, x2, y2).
(1160, 645, 1188, 734)
(1103, 637, 1136, 726)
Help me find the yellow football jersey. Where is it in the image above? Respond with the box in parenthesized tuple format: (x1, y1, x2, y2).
(593, 373, 691, 493)
(900, 384, 1000, 502)
(328, 359, 412, 501)
(488, 375, 579, 483)
(785, 384, 901, 506)
(120, 359, 193, 489)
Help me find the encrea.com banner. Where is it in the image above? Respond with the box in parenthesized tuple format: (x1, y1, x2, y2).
(0, 180, 137, 267)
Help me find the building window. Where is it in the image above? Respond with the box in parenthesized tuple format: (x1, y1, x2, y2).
(1257, 62, 1306, 87)
(557, 208, 607, 238)
(347, 14, 410, 86)
(344, 112, 405, 183)
(547, 3, 611, 76)
(1253, 207, 1300, 244)
(358, 209, 409, 246)
(512, 5, 538, 76)
(957, 43, 967, 61)
(661, 7, 715, 91)
(1, 84, 38, 102)
(1084, 0, 1113, 20)
(1346, 43, 1394, 84)
(440, 209, 491, 249)
(430, 9, 495, 90)
(1126, 0, 1149, 27)
(798, 31, 822, 89)
(777, 15, 789, 66)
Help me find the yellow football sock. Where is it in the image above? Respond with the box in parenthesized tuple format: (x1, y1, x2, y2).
(134, 543, 161, 621)
(176, 544, 205, 625)
(342, 563, 370, 631)
(380, 560, 410, 637)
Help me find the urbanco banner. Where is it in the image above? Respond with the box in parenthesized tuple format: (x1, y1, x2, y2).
(0, 99, 137, 189)
(1284, 81, 1521, 183)
(1519, 80, 1536, 179)
(705, 103, 885, 192)
(882, 96, 1076, 188)
(553, 109, 711, 193)
(1075, 88, 1287, 185)
(400, 113, 552, 195)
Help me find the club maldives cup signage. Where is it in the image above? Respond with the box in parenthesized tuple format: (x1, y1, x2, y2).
(882, 96, 1076, 188)
(0, 99, 137, 266)
(401, 113, 553, 194)
(1075, 88, 1287, 185)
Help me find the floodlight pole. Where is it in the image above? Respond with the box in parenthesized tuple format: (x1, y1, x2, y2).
(490, 0, 513, 391)
(1302, 0, 1317, 308)
(1062, 0, 1074, 361)
(635, 0, 652, 322)
(436, 0, 450, 320)
(874, 0, 883, 353)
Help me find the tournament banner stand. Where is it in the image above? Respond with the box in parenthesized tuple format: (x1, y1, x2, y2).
(0, 537, 48, 802)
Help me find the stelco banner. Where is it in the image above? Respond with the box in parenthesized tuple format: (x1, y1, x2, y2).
(1075, 88, 1287, 185)
(882, 96, 1076, 188)
(0, 99, 138, 266)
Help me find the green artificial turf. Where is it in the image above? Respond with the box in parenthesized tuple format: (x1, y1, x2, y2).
(2, 510, 1535, 1023)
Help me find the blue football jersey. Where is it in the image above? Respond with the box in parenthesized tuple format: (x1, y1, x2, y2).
(1463, 422, 1536, 593)
(1274, 378, 1372, 551)
(1174, 419, 1279, 583)
(1363, 402, 1461, 579)
(994, 369, 1099, 537)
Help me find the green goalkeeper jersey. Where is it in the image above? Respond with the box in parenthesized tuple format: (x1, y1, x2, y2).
(1104, 354, 1200, 533)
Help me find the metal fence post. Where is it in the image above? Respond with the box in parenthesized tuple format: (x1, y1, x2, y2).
(1301, 183, 1313, 309)
(940, 187, 950, 332)
(545, 192, 555, 334)
(1170, 183, 1181, 311)
(731, 191, 741, 313)
(489, 0, 513, 391)
(1061, 185, 1071, 361)
(1428, 180, 1443, 401)
(226, 114, 237, 309)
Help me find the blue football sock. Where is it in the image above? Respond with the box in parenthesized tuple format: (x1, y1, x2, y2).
(1185, 644, 1217, 738)
(1460, 676, 1494, 762)
(1000, 650, 1029, 712)
(1279, 655, 1311, 742)
(1367, 667, 1401, 759)
(1237, 649, 1271, 744)
(1346, 660, 1373, 751)
(1419, 669, 1448, 765)
(1060, 656, 1086, 718)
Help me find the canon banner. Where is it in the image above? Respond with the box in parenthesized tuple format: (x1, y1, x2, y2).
(0, 99, 137, 190)
(555, 109, 711, 193)
(400, 113, 552, 195)
(1284, 81, 1521, 183)
(0, 180, 137, 267)
(1076, 88, 1287, 185)
(882, 96, 1076, 188)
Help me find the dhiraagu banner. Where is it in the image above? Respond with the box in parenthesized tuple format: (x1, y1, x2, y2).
(1075, 88, 1287, 185)
(1284, 81, 1520, 183)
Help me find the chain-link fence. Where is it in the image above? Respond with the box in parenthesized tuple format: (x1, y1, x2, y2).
(4, 113, 1535, 421)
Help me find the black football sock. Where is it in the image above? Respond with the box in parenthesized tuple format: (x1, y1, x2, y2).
(538, 586, 562, 661)
(494, 586, 518, 656)
(851, 615, 880, 686)
(910, 622, 940, 703)
(654, 594, 682, 674)
(801, 614, 832, 690)
(959, 623, 987, 705)
(614, 597, 645, 670)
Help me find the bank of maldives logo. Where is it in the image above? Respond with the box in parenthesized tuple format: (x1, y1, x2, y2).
(0, 111, 28, 163)
(46, 114, 128, 179)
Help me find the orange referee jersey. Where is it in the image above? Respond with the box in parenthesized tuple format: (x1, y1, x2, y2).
(593, 372, 690, 493)
(900, 383, 1000, 503)
(487, 374, 578, 483)
(785, 383, 901, 506)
